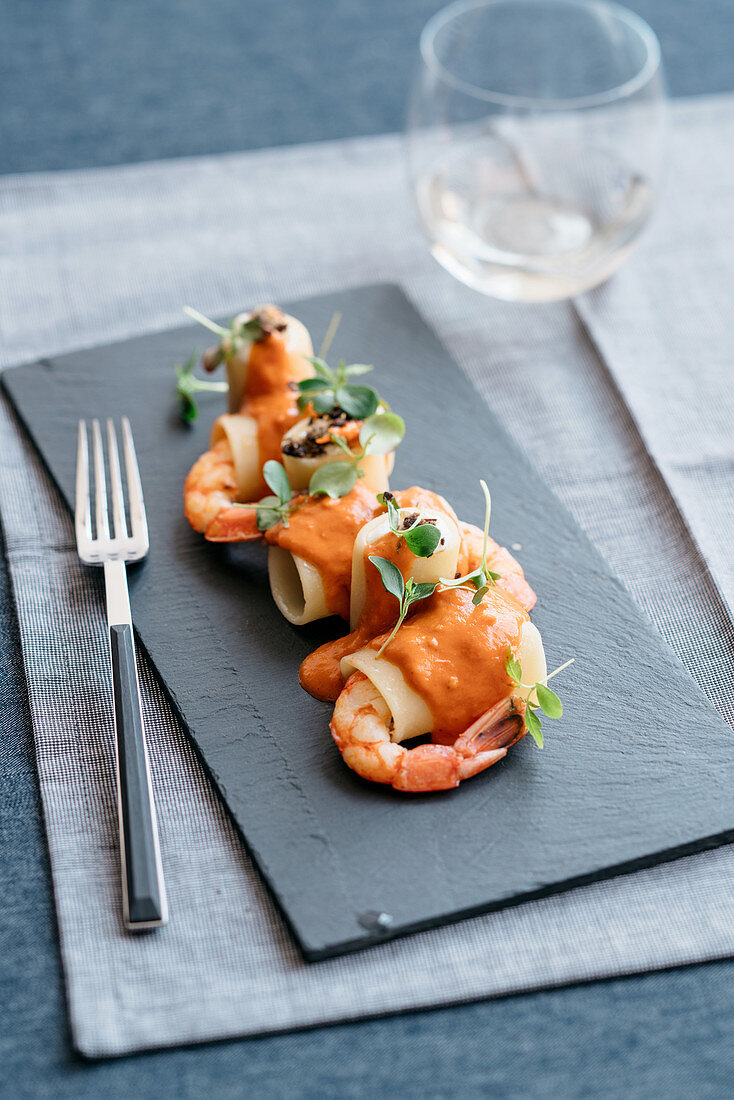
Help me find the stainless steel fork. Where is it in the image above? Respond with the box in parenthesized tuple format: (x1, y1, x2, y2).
(75, 417, 168, 930)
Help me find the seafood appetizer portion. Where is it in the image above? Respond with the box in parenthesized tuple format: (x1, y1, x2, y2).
(182, 306, 404, 539)
(179, 311, 572, 793)
(182, 303, 314, 527)
(335, 586, 547, 792)
(327, 483, 571, 792)
(299, 487, 462, 699)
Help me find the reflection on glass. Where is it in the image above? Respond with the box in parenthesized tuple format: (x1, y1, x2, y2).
(407, 0, 667, 302)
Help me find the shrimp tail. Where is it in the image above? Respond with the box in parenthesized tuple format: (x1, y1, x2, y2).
(204, 505, 264, 542)
(331, 672, 527, 794)
(452, 694, 526, 758)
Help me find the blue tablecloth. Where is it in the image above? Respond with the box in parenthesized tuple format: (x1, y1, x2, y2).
(2, 1, 734, 1095)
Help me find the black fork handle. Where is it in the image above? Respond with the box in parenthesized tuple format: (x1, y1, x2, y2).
(110, 623, 167, 928)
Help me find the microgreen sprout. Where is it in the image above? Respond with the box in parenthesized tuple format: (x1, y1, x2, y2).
(505, 655, 575, 748)
(183, 305, 278, 370)
(235, 460, 296, 531)
(377, 492, 442, 558)
(308, 412, 405, 499)
(318, 311, 342, 359)
(296, 354, 383, 419)
(440, 479, 501, 604)
(368, 557, 437, 657)
(175, 352, 228, 423)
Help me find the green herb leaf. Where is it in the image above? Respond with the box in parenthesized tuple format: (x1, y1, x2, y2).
(307, 357, 334, 382)
(535, 683, 563, 719)
(505, 655, 523, 684)
(368, 555, 405, 602)
(360, 411, 405, 454)
(311, 390, 338, 414)
(472, 585, 490, 605)
(337, 385, 379, 420)
(255, 496, 284, 532)
(262, 460, 291, 505)
(383, 495, 400, 533)
(525, 707, 544, 748)
(179, 393, 196, 423)
(309, 461, 360, 499)
(329, 433, 354, 456)
(235, 317, 265, 342)
(343, 363, 374, 377)
(175, 353, 228, 424)
(409, 581, 438, 602)
(404, 523, 441, 558)
(297, 377, 330, 394)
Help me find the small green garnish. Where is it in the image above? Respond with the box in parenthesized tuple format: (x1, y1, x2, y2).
(309, 458, 362, 499)
(318, 311, 342, 359)
(183, 305, 271, 366)
(175, 353, 228, 423)
(378, 492, 441, 558)
(235, 460, 296, 531)
(505, 655, 574, 748)
(296, 355, 381, 419)
(369, 556, 438, 657)
(440, 479, 501, 604)
(308, 412, 405, 499)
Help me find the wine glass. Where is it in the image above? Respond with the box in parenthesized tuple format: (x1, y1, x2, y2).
(407, 0, 666, 302)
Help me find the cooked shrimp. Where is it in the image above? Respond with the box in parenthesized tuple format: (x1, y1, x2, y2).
(457, 522, 537, 612)
(184, 438, 239, 534)
(330, 671, 526, 792)
(182, 437, 262, 539)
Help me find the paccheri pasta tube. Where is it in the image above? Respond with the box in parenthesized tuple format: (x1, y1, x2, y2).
(341, 586, 546, 743)
(348, 504, 460, 629)
(281, 412, 395, 493)
(208, 308, 314, 501)
(223, 307, 312, 415)
(298, 489, 463, 700)
(265, 483, 381, 625)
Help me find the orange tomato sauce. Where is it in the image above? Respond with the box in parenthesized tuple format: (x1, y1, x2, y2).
(240, 333, 311, 489)
(266, 482, 380, 621)
(367, 585, 527, 740)
(298, 486, 459, 701)
(299, 529, 414, 701)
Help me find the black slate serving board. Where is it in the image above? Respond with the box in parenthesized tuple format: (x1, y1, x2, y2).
(4, 284, 734, 960)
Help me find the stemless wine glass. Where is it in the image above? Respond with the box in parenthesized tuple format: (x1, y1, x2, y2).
(407, 0, 666, 302)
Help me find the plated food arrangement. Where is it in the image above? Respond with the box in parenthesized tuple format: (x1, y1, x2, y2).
(181, 304, 571, 793)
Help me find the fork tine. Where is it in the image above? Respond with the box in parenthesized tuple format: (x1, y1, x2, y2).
(91, 419, 110, 542)
(106, 419, 128, 540)
(75, 420, 92, 546)
(121, 416, 149, 549)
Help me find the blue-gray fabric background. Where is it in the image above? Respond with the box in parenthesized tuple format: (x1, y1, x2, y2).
(2, 1, 734, 1096)
(3, 0, 734, 174)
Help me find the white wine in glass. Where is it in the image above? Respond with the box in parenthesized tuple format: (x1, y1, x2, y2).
(407, 0, 666, 302)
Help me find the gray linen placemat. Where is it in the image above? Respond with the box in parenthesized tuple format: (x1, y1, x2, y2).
(575, 112, 734, 620)
(0, 94, 733, 1058)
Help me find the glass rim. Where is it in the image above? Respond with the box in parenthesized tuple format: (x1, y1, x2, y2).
(419, 0, 662, 110)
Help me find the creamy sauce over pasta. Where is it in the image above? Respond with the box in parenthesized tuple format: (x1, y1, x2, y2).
(266, 482, 380, 620)
(365, 585, 527, 740)
(299, 530, 414, 700)
(298, 487, 460, 701)
(241, 334, 311, 489)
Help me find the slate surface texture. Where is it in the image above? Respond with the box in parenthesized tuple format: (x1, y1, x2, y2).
(4, 283, 734, 960)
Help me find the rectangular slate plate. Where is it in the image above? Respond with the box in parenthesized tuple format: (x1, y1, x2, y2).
(4, 284, 734, 961)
